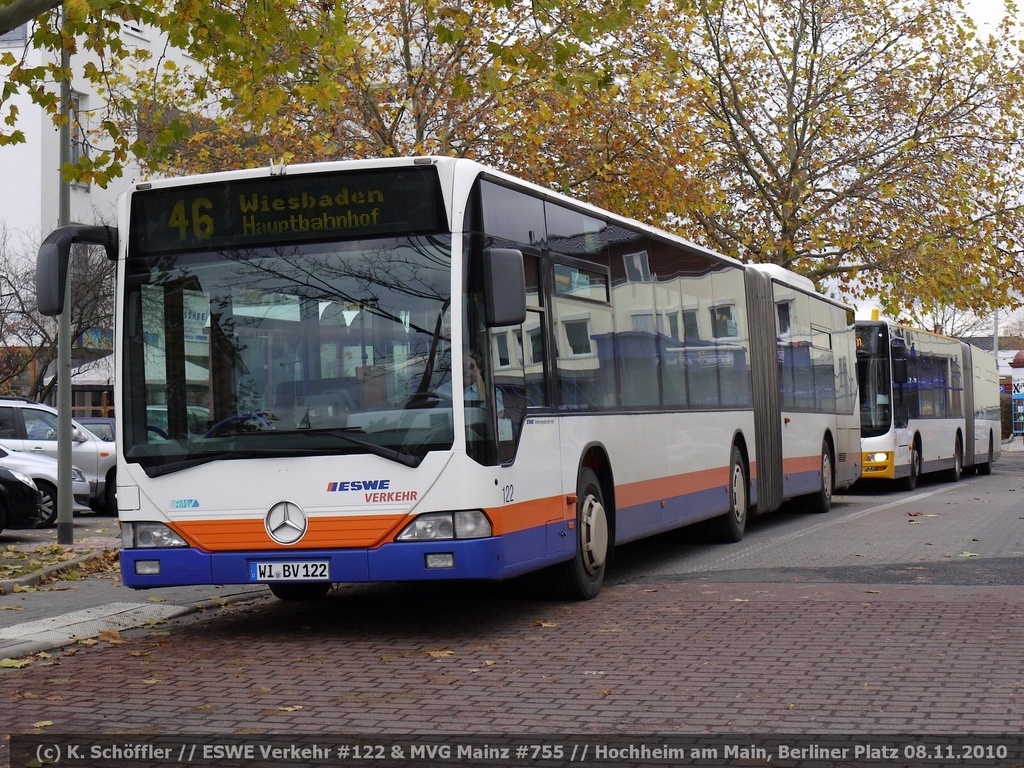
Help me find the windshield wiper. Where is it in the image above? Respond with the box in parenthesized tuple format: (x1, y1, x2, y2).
(142, 449, 307, 477)
(140, 429, 421, 477)
(297, 428, 420, 467)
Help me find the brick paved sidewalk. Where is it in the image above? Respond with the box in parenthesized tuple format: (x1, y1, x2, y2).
(2, 579, 1021, 736)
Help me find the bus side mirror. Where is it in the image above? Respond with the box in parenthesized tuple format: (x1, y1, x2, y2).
(483, 248, 526, 327)
(36, 225, 118, 316)
(892, 357, 908, 385)
(890, 339, 909, 385)
(36, 240, 68, 317)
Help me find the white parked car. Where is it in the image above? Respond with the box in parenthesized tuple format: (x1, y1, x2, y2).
(0, 398, 117, 513)
(0, 442, 91, 527)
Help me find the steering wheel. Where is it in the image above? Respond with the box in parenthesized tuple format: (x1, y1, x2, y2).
(204, 413, 271, 437)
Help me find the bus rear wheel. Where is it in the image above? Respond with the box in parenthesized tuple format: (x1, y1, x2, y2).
(944, 436, 963, 483)
(268, 582, 332, 601)
(715, 446, 748, 542)
(976, 435, 994, 476)
(553, 467, 608, 601)
(806, 441, 833, 514)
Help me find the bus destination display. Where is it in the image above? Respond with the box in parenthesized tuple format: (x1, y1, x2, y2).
(128, 167, 447, 255)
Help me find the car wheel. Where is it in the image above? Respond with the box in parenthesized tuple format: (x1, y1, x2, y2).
(36, 481, 58, 528)
(103, 470, 117, 515)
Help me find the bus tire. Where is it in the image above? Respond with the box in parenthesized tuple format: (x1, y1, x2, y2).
(944, 436, 963, 482)
(976, 435, 994, 476)
(900, 442, 920, 492)
(268, 582, 332, 601)
(806, 441, 833, 514)
(715, 446, 748, 542)
(553, 467, 608, 600)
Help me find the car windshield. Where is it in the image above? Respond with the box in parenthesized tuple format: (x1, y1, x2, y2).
(121, 234, 454, 475)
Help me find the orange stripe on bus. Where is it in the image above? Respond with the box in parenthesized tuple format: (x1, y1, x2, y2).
(782, 455, 821, 475)
(173, 515, 400, 551)
(170, 459, 799, 552)
(483, 494, 569, 536)
(616, 466, 731, 509)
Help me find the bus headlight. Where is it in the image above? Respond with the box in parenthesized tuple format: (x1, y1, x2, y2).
(121, 522, 188, 549)
(866, 452, 891, 463)
(396, 511, 492, 541)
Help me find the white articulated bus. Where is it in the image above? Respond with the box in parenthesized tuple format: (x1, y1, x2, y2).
(856, 319, 1001, 489)
(37, 157, 860, 600)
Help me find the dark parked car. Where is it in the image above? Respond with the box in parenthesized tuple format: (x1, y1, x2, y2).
(0, 466, 43, 534)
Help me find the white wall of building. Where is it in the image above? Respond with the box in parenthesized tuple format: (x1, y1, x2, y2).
(1, 18, 189, 255)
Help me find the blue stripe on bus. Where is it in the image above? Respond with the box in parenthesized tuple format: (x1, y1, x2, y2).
(119, 475, 806, 589)
(119, 525, 578, 589)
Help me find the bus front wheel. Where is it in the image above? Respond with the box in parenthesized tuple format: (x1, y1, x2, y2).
(553, 467, 608, 600)
(900, 443, 921, 492)
(806, 441, 833, 514)
(268, 582, 332, 601)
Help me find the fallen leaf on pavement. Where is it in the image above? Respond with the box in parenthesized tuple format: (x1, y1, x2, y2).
(98, 629, 124, 644)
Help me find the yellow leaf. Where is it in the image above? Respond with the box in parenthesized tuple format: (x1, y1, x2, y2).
(32, 720, 55, 728)
(0, 658, 32, 668)
(98, 629, 124, 644)
(427, 650, 455, 658)
(278, 705, 304, 712)
(533, 621, 558, 628)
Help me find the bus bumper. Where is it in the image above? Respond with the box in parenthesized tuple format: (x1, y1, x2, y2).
(120, 535, 553, 589)
(861, 451, 896, 479)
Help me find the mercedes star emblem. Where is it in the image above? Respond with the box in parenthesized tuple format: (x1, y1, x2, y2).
(265, 501, 308, 545)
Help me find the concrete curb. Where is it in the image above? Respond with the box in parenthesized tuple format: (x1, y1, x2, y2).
(0, 550, 111, 595)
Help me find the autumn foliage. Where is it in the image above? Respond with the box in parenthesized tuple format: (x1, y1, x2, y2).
(2, 0, 1023, 316)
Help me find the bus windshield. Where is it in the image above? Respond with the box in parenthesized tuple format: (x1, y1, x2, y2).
(856, 323, 893, 438)
(122, 234, 454, 475)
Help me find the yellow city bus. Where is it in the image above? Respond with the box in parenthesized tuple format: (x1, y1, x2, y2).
(856, 318, 1000, 489)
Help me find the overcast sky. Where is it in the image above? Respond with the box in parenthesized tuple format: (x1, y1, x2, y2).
(965, 0, 1020, 31)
